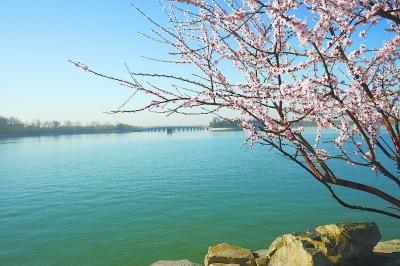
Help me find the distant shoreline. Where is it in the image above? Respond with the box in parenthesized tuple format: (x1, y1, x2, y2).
(0, 128, 246, 139)
(0, 126, 334, 139)
(0, 128, 240, 139)
(0, 130, 137, 139)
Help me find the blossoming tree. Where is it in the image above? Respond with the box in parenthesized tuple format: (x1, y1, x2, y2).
(72, 0, 400, 219)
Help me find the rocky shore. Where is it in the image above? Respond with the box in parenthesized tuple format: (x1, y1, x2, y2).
(151, 222, 400, 266)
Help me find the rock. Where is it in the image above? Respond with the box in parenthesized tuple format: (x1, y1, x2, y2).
(374, 239, 400, 254)
(253, 250, 268, 258)
(152, 222, 390, 266)
(204, 243, 256, 266)
(253, 250, 269, 266)
(150, 259, 201, 266)
(267, 233, 333, 266)
(254, 257, 269, 266)
(208, 264, 241, 266)
(315, 222, 381, 261)
(362, 239, 400, 266)
(266, 222, 381, 266)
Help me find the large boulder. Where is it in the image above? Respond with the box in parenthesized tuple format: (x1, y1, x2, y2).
(315, 222, 381, 261)
(150, 259, 201, 266)
(204, 243, 257, 266)
(266, 222, 381, 266)
(266, 233, 333, 266)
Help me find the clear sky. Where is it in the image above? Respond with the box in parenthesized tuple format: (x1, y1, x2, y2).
(0, 0, 212, 126)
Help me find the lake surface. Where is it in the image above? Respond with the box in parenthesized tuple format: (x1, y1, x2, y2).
(0, 131, 398, 265)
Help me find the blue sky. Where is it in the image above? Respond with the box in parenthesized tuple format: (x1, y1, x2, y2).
(0, 0, 208, 126)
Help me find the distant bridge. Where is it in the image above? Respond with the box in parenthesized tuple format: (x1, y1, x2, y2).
(139, 126, 207, 133)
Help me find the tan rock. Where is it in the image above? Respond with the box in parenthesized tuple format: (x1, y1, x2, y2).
(204, 243, 256, 266)
(315, 222, 381, 261)
(253, 250, 269, 266)
(208, 264, 241, 266)
(374, 239, 400, 254)
(150, 259, 201, 266)
(266, 222, 381, 266)
(362, 239, 400, 266)
(267, 233, 333, 266)
(253, 250, 268, 258)
(254, 257, 269, 266)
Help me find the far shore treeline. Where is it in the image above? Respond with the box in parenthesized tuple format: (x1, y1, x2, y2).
(0, 115, 325, 137)
(0, 115, 140, 137)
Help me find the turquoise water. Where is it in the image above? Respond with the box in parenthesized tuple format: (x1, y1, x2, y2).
(0, 131, 398, 265)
